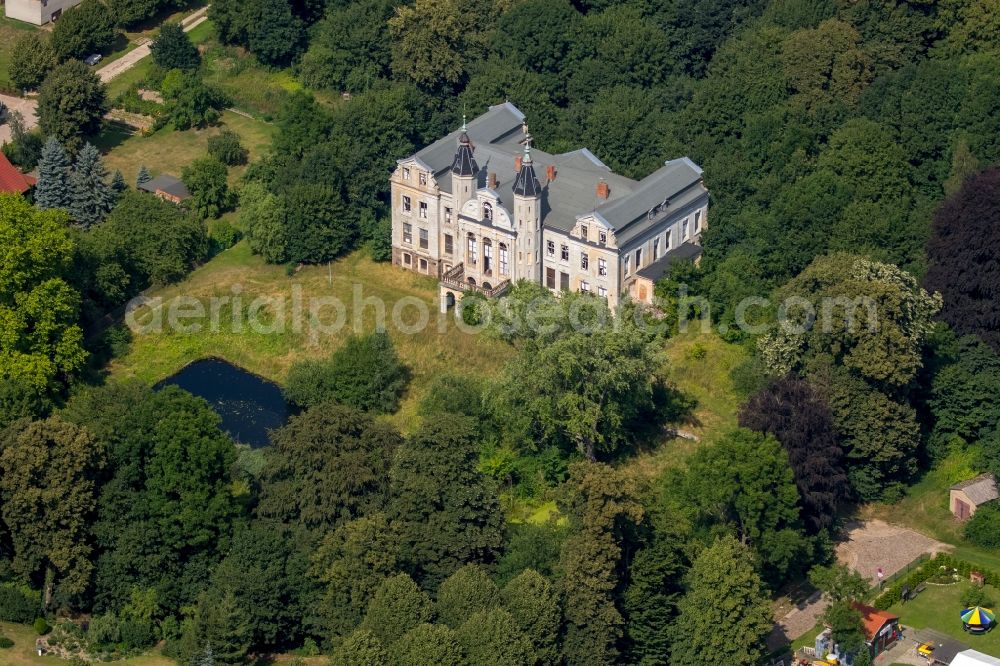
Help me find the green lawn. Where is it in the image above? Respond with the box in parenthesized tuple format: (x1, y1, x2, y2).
(0, 622, 172, 666)
(618, 328, 750, 484)
(94, 110, 275, 185)
(0, 16, 41, 93)
(887, 581, 1000, 654)
(110, 245, 512, 434)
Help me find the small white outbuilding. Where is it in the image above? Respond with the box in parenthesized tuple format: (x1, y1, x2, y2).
(951, 649, 1000, 666)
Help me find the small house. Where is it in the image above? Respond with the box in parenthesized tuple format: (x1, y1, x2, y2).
(950, 474, 998, 521)
(852, 602, 900, 659)
(0, 152, 35, 195)
(139, 174, 191, 205)
(5, 0, 84, 25)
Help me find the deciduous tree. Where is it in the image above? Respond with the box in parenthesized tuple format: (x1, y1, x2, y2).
(50, 0, 119, 61)
(670, 536, 773, 666)
(37, 61, 108, 152)
(0, 417, 104, 607)
(151, 23, 200, 72)
(8, 33, 57, 91)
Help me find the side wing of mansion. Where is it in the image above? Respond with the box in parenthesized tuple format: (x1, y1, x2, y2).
(390, 102, 708, 311)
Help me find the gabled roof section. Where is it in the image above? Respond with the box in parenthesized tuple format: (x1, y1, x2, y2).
(0, 152, 35, 194)
(951, 474, 999, 506)
(851, 603, 898, 642)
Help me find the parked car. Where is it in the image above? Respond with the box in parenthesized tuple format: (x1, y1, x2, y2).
(84, 54, 103, 66)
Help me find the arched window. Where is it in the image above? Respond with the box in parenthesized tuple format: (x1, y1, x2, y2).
(483, 239, 493, 275)
(483, 202, 493, 221)
(499, 243, 508, 276)
(467, 233, 478, 265)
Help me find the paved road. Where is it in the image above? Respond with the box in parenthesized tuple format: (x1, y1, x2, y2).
(0, 93, 39, 146)
(96, 6, 210, 83)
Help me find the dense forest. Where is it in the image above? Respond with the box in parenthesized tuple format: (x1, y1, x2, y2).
(1, 0, 1000, 664)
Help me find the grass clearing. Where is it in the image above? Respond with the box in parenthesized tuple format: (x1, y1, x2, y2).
(0, 16, 41, 93)
(110, 246, 510, 434)
(94, 110, 275, 184)
(619, 328, 749, 485)
(887, 581, 1000, 654)
(0, 622, 172, 666)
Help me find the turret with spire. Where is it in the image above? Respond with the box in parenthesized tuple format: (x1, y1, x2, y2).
(513, 126, 542, 282)
(452, 115, 478, 211)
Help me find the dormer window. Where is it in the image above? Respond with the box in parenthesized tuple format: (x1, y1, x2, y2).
(483, 202, 493, 221)
(419, 172, 427, 186)
(599, 230, 607, 244)
(402, 167, 410, 180)
(581, 225, 588, 240)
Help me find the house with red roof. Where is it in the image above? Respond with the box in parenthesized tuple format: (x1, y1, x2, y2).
(0, 152, 35, 195)
(852, 602, 901, 658)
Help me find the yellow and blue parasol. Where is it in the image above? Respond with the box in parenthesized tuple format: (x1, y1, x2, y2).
(960, 606, 996, 627)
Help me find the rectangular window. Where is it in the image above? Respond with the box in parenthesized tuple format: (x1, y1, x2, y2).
(653, 239, 660, 260)
(419, 228, 428, 249)
(683, 219, 689, 239)
(581, 281, 590, 293)
(581, 226, 588, 240)
(635, 248, 642, 268)
(560, 245, 569, 261)
(403, 252, 411, 265)
(484, 242, 493, 274)
(581, 252, 589, 270)
(499, 245, 508, 275)
(403, 223, 412, 244)
(547, 240, 555, 256)
(560, 272, 569, 292)
(546, 267, 556, 289)
(419, 201, 428, 219)
(419, 172, 427, 186)
(402, 167, 410, 180)
(598, 258, 607, 277)
(444, 234, 453, 254)
(419, 258, 427, 271)
(599, 230, 607, 244)
(468, 236, 478, 265)
(598, 286, 607, 297)
(666, 231, 672, 250)
(402, 195, 411, 213)
(445, 207, 453, 223)
(624, 255, 631, 276)
(694, 210, 702, 232)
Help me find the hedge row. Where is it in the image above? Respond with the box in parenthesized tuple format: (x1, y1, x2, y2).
(0, 583, 41, 624)
(873, 554, 1000, 610)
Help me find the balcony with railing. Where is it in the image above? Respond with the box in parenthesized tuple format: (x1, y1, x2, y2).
(441, 263, 511, 298)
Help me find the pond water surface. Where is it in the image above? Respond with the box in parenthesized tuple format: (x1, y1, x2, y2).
(155, 358, 289, 448)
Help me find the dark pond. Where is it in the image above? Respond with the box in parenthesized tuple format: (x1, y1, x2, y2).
(155, 358, 289, 448)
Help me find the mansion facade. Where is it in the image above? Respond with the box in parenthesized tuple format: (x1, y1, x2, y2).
(390, 102, 709, 311)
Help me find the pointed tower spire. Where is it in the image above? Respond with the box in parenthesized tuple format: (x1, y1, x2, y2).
(513, 131, 540, 197)
(452, 115, 478, 177)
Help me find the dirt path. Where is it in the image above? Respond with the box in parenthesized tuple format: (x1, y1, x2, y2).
(766, 520, 952, 652)
(0, 93, 38, 145)
(97, 6, 210, 83)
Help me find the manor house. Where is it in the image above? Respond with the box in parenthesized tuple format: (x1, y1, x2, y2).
(390, 102, 708, 311)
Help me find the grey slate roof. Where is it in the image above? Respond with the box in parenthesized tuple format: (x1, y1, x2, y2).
(951, 474, 999, 506)
(451, 132, 478, 177)
(636, 242, 703, 282)
(140, 174, 191, 200)
(410, 103, 707, 237)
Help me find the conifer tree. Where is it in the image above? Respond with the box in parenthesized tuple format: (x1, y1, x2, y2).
(34, 137, 73, 212)
(111, 170, 128, 195)
(69, 143, 116, 228)
(136, 165, 152, 188)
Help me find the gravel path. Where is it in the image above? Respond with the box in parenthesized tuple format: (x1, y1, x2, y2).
(0, 93, 38, 145)
(766, 520, 952, 653)
(97, 6, 210, 83)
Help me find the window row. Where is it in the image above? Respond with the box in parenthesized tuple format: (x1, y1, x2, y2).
(464, 235, 509, 276)
(401, 167, 429, 186)
(546, 241, 608, 276)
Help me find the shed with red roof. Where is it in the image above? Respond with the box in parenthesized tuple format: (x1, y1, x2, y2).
(852, 602, 901, 658)
(0, 152, 35, 195)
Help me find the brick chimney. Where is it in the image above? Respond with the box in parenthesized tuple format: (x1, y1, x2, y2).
(596, 179, 610, 200)
(546, 165, 556, 183)
(515, 156, 523, 172)
(488, 172, 498, 189)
